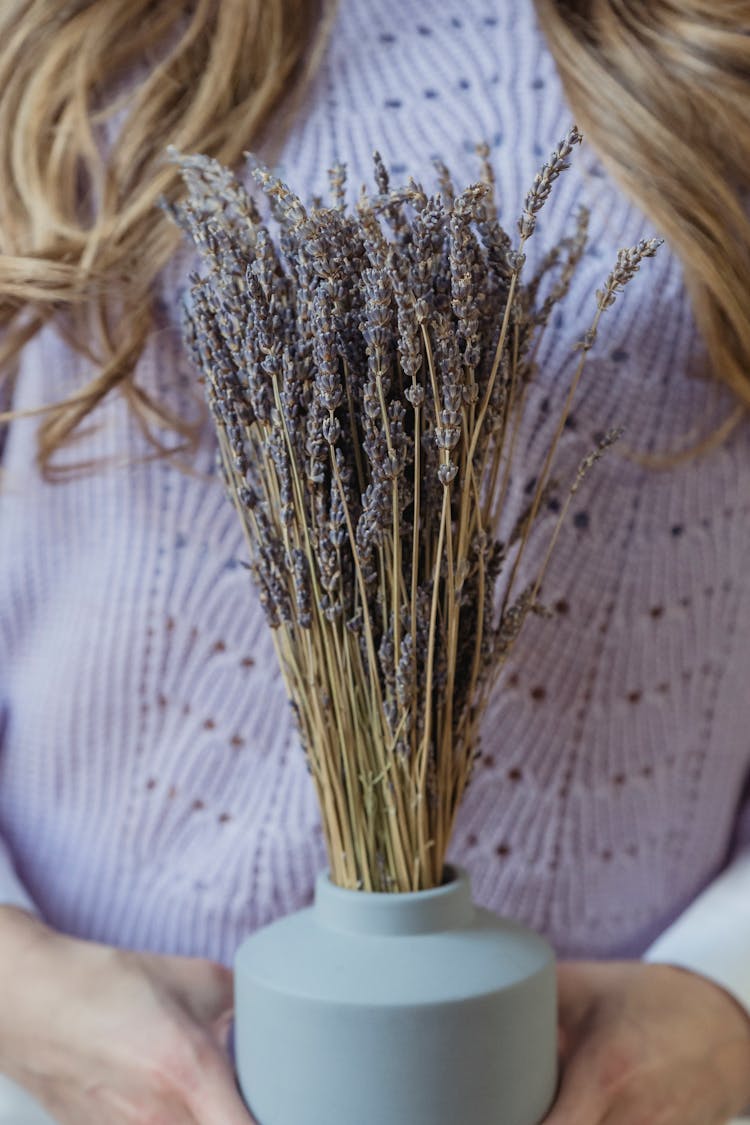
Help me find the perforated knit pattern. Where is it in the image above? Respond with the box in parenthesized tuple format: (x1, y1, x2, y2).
(1, 0, 749, 964)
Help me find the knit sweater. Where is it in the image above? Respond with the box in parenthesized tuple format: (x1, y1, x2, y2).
(1, 0, 749, 1000)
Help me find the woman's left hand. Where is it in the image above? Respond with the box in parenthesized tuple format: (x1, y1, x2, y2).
(542, 960, 750, 1125)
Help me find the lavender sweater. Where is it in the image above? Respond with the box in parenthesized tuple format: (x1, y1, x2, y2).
(1, 0, 749, 1005)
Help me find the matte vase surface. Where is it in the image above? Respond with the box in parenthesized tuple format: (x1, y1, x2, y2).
(234, 863, 557, 1125)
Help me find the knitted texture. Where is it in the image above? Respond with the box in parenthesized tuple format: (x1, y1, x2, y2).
(1, 0, 749, 965)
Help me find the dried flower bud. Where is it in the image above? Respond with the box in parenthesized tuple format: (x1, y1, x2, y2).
(596, 238, 663, 312)
(435, 424, 461, 450)
(238, 485, 257, 509)
(372, 150, 390, 196)
(518, 125, 582, 240)
(322, 415, 342, 444)
(292, 548, 312, 629)
(405, 384, 425, 409)
(415, 297, 431, 323)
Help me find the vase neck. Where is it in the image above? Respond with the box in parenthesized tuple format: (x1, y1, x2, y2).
(313, 864, 475, 936)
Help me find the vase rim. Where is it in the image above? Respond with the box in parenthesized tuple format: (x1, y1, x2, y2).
(313, 863, 474, 936)
(317, 862, 467, 898)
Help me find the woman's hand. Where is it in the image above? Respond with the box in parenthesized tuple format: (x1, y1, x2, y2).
(0, 905, 255, 1124)
(543, 960, 750, 1125)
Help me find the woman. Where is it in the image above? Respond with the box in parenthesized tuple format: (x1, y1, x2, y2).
(1, 1, 749, 1123)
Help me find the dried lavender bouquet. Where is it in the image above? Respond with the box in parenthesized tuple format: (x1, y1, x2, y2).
(164, 128, 659, 893)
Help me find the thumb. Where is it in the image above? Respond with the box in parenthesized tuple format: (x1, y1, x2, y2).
(208, 1006, 235, 1054)
(148, 953, 235, 1028)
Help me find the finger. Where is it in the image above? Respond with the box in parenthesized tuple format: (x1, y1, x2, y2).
(540, 1046, 608, 1125)
(597, 1064, 724, 1125)
(556, 961, 600, 1029)
(186, 1039, 259, 1125)
(208, 1006, 234, 1053)
(555, 961, 613, 1072)
(159, 956, 235, 1026)
(46, 1083, 200, 1125)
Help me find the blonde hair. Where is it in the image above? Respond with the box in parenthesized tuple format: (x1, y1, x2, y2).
(534, 0, 749, 465)
(1, 0, 747, 478)
(0, 0, 339, 479)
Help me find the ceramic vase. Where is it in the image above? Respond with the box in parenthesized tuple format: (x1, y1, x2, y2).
(234, 862, 557, 1125)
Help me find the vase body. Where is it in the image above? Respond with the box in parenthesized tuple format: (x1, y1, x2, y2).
(234, 863, 557, 1125)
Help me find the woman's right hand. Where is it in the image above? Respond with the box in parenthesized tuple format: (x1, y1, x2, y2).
(0, 905, 257, 1124)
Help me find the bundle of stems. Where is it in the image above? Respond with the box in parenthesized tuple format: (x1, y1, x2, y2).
(164, 128, 660, 892)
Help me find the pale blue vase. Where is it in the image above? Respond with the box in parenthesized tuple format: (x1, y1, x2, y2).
(234, 863, 558, 1125)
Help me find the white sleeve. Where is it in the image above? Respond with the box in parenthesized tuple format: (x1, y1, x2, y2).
(0, 834, 39, 917)
(643, 846, 750, 1019)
